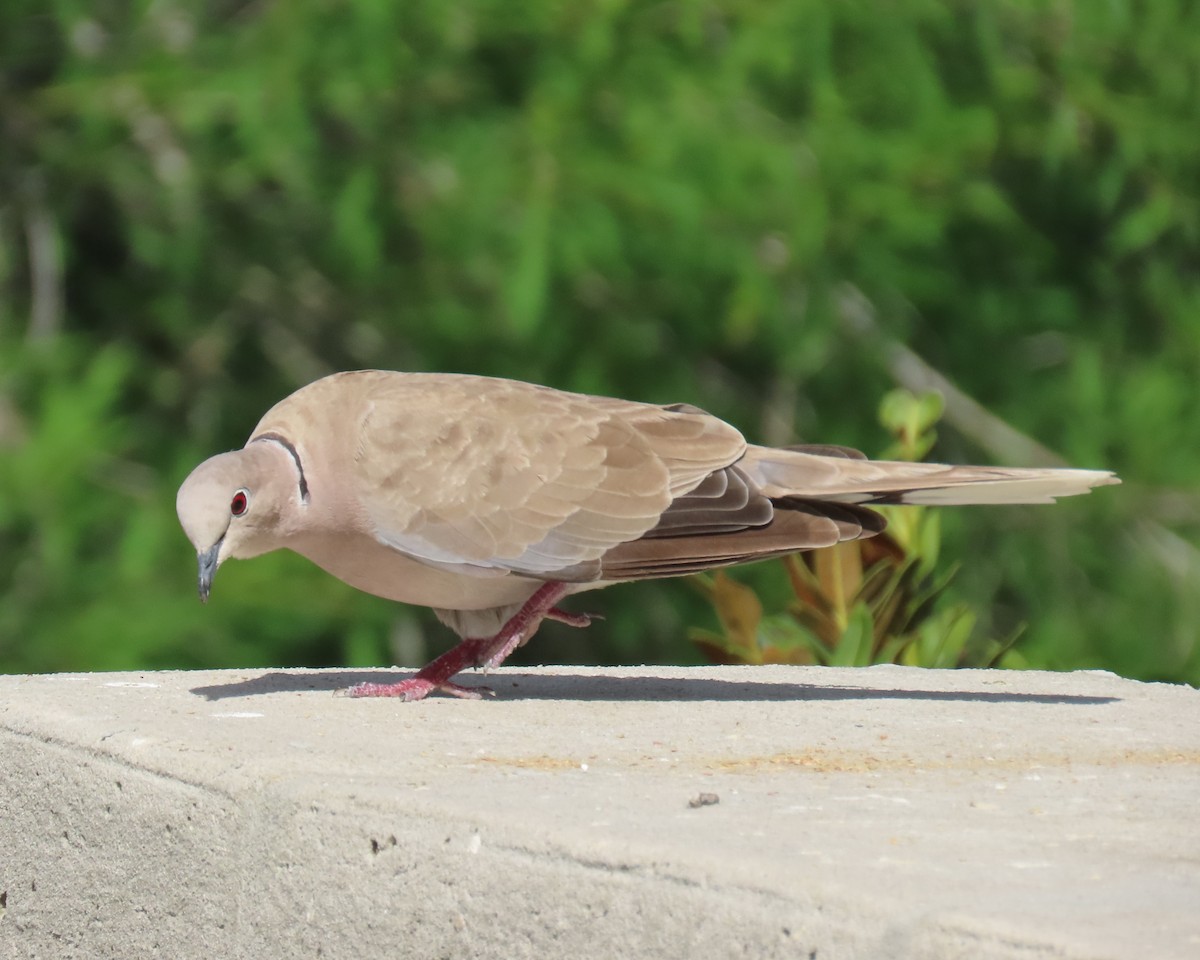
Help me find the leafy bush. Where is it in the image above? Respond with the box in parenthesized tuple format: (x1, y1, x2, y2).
(693, 391, 1021, 669)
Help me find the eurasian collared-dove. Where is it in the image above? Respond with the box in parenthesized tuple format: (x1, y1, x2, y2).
(176, 371, 1119, 701)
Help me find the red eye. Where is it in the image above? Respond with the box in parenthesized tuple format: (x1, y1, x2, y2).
(230, 491, 248, 516)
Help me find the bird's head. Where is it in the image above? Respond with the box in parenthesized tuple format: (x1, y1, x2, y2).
(176, 442, 302, 602)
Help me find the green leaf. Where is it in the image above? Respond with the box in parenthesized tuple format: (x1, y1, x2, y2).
(829, 603, 875, 667)
(1109, 189, 1175, 257)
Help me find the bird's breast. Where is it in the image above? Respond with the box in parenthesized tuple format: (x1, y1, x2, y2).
(288, 532, 540, 611)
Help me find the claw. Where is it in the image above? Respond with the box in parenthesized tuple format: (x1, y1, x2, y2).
(546, 607, 604, 628)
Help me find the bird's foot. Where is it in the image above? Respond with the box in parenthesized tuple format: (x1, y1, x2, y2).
(546, 607, 604, 629)
(343, 635, 492, 701)
(344, 677, 493, 701)
(344, 583, 572, 702)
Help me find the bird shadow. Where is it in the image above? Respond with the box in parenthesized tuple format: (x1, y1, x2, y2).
(190, 670, 1119, 706)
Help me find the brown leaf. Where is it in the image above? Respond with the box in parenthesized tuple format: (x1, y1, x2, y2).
(710, 572, 764, 659)
(813, 542, 863, 626)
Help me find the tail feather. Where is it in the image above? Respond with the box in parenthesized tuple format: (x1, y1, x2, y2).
(865, 468, 1120, 506)
(742, 446, 1120, 506)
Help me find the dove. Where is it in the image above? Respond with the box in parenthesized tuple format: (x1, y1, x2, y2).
(176, 371, 1119, 701)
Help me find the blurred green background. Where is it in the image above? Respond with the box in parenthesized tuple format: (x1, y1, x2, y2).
(1, 1, 1196, 684)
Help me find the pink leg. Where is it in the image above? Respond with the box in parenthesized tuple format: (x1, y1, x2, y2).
(345, 582, 573, 702)
(476, 583, 570, 668)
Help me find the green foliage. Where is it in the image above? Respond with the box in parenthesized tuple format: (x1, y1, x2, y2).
(1, 2, 1197, 683)
(692, 391, 1020, 670)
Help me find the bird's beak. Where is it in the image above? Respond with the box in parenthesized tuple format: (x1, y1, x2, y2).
(197, 541, 222, 604)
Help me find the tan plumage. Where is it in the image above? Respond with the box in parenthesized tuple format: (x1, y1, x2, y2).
(176, 370, 1120, 701)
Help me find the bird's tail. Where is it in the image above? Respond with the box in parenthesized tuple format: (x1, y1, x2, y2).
(742, 445, 1120, 506)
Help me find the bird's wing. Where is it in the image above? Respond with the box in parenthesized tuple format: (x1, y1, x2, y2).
(345, 374, 748, 579)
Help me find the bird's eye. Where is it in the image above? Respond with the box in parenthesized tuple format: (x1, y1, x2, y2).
(230, 490, 249, 517)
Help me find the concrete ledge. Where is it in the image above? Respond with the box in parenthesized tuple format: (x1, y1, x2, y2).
(1, 664, 1197, 959)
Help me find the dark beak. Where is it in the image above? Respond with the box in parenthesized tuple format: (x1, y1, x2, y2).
(197, 541, 221, 604)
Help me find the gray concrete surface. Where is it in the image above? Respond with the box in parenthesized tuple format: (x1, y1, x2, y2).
(1, 664, 1197, 959)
